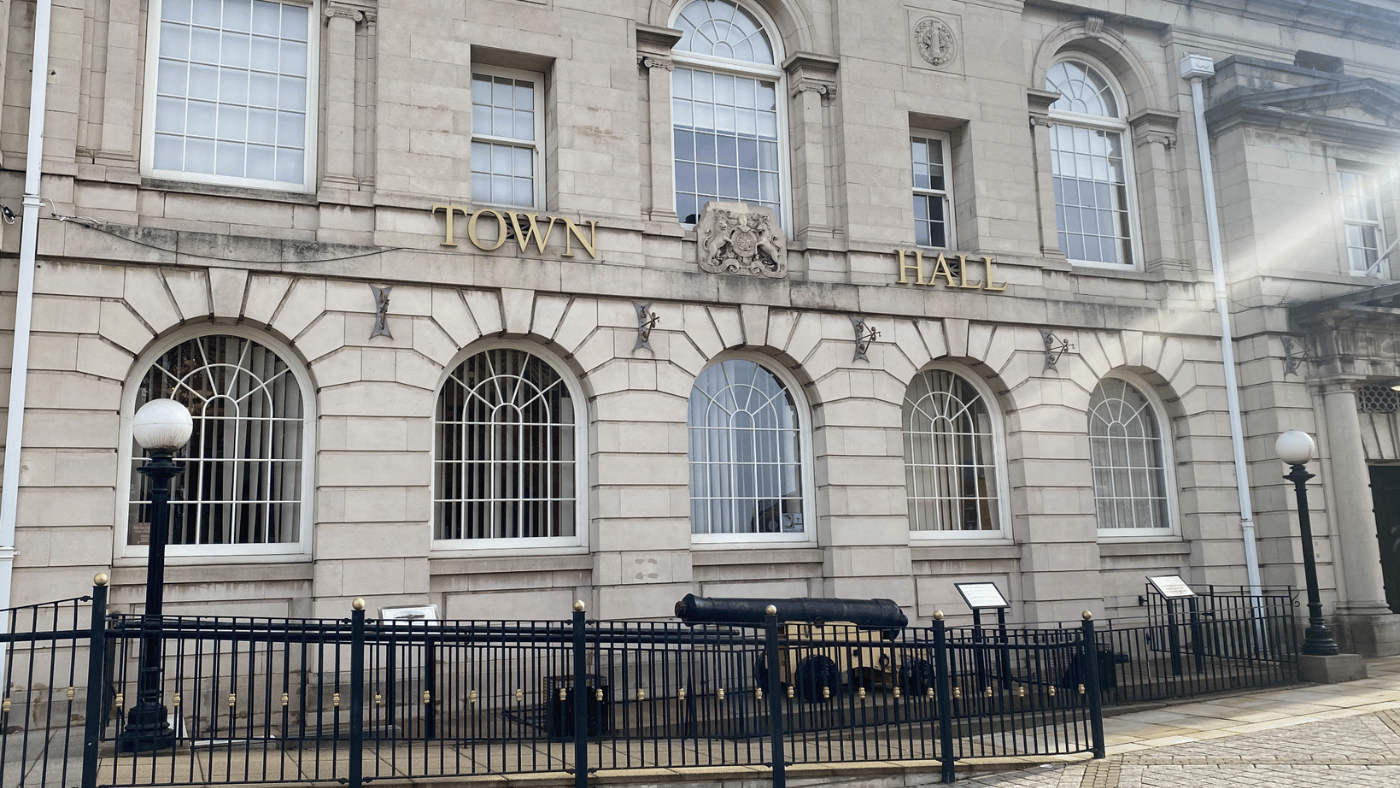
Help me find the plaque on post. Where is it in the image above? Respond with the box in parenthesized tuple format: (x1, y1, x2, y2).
(954, 582, 1009, 610)
(1147, 576, 1195, 599)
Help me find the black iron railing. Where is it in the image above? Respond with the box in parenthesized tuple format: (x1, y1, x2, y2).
(0, 582, 1303, 788)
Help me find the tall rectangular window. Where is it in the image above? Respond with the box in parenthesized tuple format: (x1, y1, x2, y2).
(911, 132, 954, 248)
(471, 66, 544, 209)
(147, 0, 315, 190)
(1340, 169, 1386, 276)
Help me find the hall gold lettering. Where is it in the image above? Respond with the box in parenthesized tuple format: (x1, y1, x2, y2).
(560, 218, 598, 258)
(466, 209, 508, 251)
(928, 253, 957, 287)
(957, 254, 982, 289)
(982, 256, 1007, 291)
(891, 249, 1006, 293)
(431, 203, 469, 247)
(897, 249, 926, 285)
(506, 212, 559, 254)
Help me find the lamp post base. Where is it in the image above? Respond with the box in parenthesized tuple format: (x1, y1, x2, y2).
(118, 703, 176, 752)
(1298, 653, 1367, 684)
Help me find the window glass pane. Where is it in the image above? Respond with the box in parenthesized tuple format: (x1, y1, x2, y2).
(1088, 378, 1168, 530)
(902, 369, 1000, 532)
(153, 0, 310, 186)
(688, 360, 804, 535)
(130, 335, 304, 547)
(434, 349, 578, 540)
(675, 0, 775, 64)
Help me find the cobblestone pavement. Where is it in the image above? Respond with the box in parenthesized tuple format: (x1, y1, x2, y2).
(957, 657, 1400, 787)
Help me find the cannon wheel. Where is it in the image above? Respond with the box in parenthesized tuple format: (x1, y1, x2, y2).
(899, 657, 935, 697)
(795, 655, 841, 703)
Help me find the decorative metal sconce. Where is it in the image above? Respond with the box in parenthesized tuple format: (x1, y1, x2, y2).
(1041, 329, 1073, 371)
(1282, 335, 1310, 377)
(370, 285, 393, 339)
(634, 302, 660, 351)
(851, 315, 879, 362)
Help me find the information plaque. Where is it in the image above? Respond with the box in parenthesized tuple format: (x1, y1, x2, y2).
(1147, 575, 1196, 599)
(955, 582, 1009, 610)
(380, 604, 439, 623)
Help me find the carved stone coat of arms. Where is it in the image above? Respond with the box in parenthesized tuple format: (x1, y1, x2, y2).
(695, 201, 788, 278)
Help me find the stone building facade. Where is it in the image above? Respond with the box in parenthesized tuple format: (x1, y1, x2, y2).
(0, 0, 1397, 652)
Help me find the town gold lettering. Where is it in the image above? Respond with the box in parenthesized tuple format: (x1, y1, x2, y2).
(893, 250, 1006, 292)
(431, 204, 599, 259)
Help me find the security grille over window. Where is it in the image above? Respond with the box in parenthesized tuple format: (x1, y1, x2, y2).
(435, 348, 577, 540)
(1045, 59, 1136, 267)
(902, 368, 1001, 532)
(131, 335, 304, 546)
(688, 359, 805, 535)
(1358, 385, 1400, 413)
(672, 0, 783, 224)
(1089, 377, 1169, 530)
(149, 0, 313, 188)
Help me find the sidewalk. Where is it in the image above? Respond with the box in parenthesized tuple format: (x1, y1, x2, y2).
(957, 654, 1400, 786)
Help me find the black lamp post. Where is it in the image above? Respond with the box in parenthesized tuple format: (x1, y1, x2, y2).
(118, 398, 193, 752)
(1275, 429, 1341, 657)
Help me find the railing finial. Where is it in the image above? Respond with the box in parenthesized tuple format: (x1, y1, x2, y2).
(573, 600, 586, 613)
(352, 597, 366, 611)
(93, 572, 109, 587)
(1082, 610, 1093, 620)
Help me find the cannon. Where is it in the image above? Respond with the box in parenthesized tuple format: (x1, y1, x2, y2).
(674, 595, 923, 703)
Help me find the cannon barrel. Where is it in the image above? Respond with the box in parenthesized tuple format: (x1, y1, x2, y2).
(674, 594, 908, 632)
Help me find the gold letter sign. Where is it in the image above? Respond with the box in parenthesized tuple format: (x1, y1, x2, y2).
(894, 249, 1005, 292)
(431, 204, 599, 260)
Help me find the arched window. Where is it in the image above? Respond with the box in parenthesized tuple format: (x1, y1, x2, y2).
(902, 367, 1006, 534)
(671, 0, 786, 225)
(122, 331, 312, 555)
(1088, 376, 1172, 532)
(688, 358, 809, 539)
(1045, 58, 1139, 267)
(434, 346, 583, 546)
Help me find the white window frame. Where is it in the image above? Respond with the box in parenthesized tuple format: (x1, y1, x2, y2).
(1045, 56, 1143, 270)
(688, 353, 816, 546)
(430, 340, 587, 554)
(115, 326, 316, 562)
(1089, 372, 1180, 539)
(911, 130, 956, 249)
(902, 363, 1010, 542)
(470, 64, 547, 210)
(1339, 167, 1388, 277)
(141, 0, 320, 192)
(669, 0, 792, 231)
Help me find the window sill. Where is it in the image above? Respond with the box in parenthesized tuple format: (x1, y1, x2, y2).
(142, 177, 318, 205)
(1097, 538, 1189, 556)
(115, 549, 311, 565)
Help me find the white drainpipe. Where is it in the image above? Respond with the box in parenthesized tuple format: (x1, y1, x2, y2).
(0, 0, 55, 616)
(1181, 54, 1264, 600)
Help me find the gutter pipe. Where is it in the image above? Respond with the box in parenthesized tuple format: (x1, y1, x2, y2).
(1181, 54, 1264, 601)
(0, 0, 55, 616)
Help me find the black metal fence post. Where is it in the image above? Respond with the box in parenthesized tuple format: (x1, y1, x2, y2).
(1080, 613, 1105, 759)
(763, 606, 785, 788)
(572, 601, 588, 788)
(349, 599, 366, 788)
(80, 574, 110, 788)
(933, 612, 956, 784)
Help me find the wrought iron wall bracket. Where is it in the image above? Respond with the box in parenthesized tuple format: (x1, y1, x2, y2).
(1282, 335, 1310, 377)
(852, 315, 879, 362)
(1041, 329, 1073, 371)
(634, 302, 660, 351)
